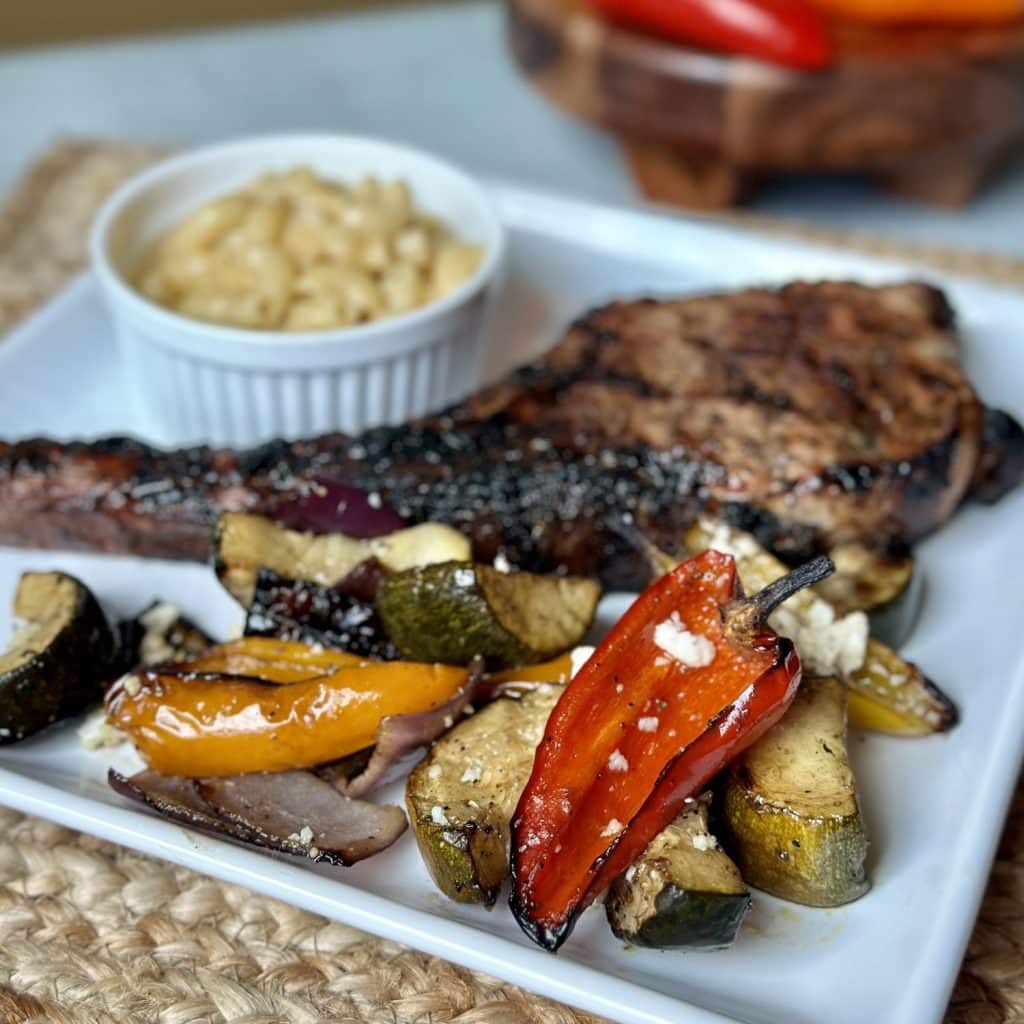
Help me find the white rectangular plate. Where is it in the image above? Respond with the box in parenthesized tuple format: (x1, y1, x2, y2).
(1, 184, 1023, 1024)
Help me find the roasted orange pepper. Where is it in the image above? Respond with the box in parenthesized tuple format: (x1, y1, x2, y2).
(488, 653, 575, 686)
(811, 0, 1021, 23)
(105, 638, 468, 776)
(509, 549, 833, 951)
(170, 636, 369, 683)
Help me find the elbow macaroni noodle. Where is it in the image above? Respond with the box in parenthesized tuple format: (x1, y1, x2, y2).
(136, 167, 485, 331)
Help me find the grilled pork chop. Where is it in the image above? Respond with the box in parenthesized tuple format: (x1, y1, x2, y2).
(1, 281, 1020, 588)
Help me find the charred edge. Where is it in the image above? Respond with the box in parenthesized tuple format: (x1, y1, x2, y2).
(508, 888, 571, 952)
(922, 672, 960, 731)
(107, 769, 231, 835)
(970, 407, 1024, 505)
(507, 820, 573, 953)
(138, 669, 301, 686)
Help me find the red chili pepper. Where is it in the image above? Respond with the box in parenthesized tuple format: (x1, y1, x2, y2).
(587, 0, 833, 70)
(509, 548, 833, 951)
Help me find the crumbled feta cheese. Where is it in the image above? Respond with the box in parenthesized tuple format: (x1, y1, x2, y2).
(138, 602, 180, 665)
(493, 551, 512, 573)
(453, 568, 476, 588)
(701, 517, 868, 675)
(430, 805, 449, 826)
(770, 603, 868, 676)
(607, 749, 628, 772)
(138, 601, 179, 631)
(570, 646, 596, 679)
(703, 518, 762, 560)
(367, 492, 382, 509)
(427, 764, 443, 780)
(122, 675, 142, 697)
(442, 715, 454, 729)
(460, 765, 482, 783)
(518, 723, 546, 745)
(601, 818, 624, 838)
(288, 825, 315, 846)
(691, 833, 718, 852)
(653, 613, 715, 668)
(77, 708, 128, 750)
(637, 716, 659, 733)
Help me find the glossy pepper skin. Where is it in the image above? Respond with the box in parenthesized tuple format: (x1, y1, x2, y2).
(587, 0, 833, 70)
(105, 637, 469, 777)
(811, 0, 1021, 23)
(509, 549, 832, 951)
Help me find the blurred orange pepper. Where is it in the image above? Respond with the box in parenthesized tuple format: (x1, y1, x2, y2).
(811, 0, 1022, 23)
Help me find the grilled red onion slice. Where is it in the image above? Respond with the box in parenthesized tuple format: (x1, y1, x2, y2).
(110, 768, 406, 865)
(319, 663, 483, 798)
(274, 476, 406, 539)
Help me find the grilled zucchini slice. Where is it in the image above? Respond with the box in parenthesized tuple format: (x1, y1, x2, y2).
(406, 684, 562, 904)
(606, 796, 750, 949)
(214, 512, 470, 606)
(0, 572, 116, 743)
(683, 519, 956, 735)
(408, 678, 744, 952)
(816, 542, 921, 648)
(721, 677, 869, 908)
(377, 562, 600, 667)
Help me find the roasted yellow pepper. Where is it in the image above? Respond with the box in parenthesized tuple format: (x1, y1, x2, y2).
(106, 638, 469, 777)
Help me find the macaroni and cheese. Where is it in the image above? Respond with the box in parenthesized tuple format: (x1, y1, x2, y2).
(136, 167, 485, 331)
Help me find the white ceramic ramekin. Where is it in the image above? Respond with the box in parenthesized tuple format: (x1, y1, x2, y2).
(90, 134, 505, 446)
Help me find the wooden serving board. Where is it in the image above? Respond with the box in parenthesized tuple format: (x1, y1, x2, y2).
(505, 0, 1024, 208)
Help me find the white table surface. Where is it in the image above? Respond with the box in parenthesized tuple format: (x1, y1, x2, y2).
(2, 0, 1024, 256)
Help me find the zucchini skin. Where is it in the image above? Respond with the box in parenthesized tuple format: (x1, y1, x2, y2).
(405, 807, 508, 905)
(720, 678, 869, 908)
(378, 562, 599, 668)
(605, 798, 751, 950)
(612, 885, 751, 950)
(722, 780, 869, 908)
(0, 573, 116, 743)
(378, 562, 529, 666)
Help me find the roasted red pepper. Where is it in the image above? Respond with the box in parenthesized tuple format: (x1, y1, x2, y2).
(587, 0, 833, 70)
(509, 548, 833, 950)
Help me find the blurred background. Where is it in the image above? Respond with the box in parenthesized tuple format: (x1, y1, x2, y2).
(2, 0, 434, 47)
(2, 0, 1024, 256)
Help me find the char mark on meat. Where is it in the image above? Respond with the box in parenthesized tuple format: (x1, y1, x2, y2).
(1, 281, 1021, 586)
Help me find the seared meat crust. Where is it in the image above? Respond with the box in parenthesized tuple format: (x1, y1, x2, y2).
(1, 281, 1019, 586)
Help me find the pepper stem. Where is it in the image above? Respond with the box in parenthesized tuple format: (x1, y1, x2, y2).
(727, 554, 835, 639)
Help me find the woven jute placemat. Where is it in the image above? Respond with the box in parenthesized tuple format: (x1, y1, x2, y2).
(0, 140, 1022, 1024)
